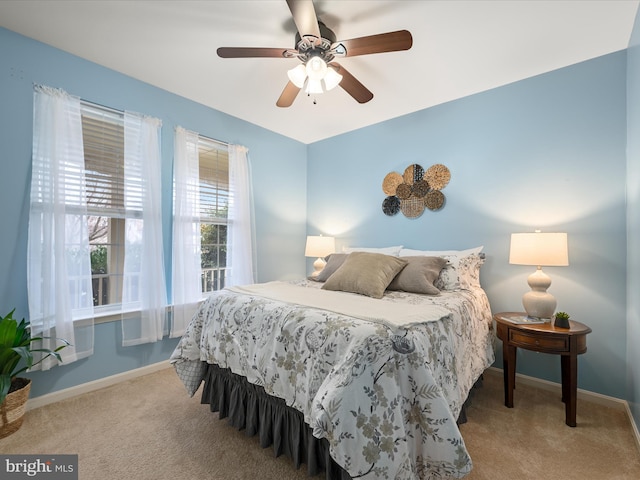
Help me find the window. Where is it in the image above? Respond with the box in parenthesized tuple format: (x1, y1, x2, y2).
(81, 102, 166, 321)
(31, 86, 166, 352)
(198, 137, 230, 293)
(172, 129, 252, 337)
(171, 130, 229, 337)
(81, 103, 129, 310)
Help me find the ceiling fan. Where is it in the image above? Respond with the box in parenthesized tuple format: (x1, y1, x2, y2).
(217, 0, 413, 107)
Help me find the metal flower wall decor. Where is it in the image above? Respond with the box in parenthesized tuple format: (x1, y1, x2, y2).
(382, 163, 450, 218)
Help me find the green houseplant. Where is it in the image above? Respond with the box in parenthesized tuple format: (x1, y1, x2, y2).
(0, 308, 69, 437)
(554, 311, 571, 329)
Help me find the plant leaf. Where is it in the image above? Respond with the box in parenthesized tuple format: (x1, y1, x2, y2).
(0, 310, 18, 349)
(0, 373, 11, 405)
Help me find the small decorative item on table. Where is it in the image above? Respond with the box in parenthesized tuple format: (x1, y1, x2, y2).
(554, 311, 571, 329)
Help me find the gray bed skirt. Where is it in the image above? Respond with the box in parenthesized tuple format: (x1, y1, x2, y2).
(200, 362, 480, 479)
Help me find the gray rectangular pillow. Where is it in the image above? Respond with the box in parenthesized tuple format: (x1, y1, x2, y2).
(321, 252, 408, 299)
(311, 253, 349, 282)
(386, 256, 448, 295)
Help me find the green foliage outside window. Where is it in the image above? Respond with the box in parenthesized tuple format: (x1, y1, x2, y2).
(201, 223, 227, 269)
(91, 245, 108, 274)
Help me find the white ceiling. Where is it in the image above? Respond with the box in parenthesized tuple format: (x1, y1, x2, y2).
(0, 1, 638, 144)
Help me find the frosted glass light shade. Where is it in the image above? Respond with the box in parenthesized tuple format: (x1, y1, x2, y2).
(323, 67, 343, 91)
(305, 78, 324, 94)
(306, 56, 327, 80)
(287, 64, 307, 88)
(288, 59, 342, 95)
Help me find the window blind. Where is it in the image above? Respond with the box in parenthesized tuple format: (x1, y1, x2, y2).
(81, 102, 143, 217)
(198, 137, 229, 222)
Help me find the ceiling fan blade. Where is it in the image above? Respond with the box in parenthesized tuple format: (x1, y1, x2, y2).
(334, 30, 413, 57)
(330, 62, 373, 104)
(276, 81, 301, 107)
(286, 0, 321, 40)
(217, 47, 295, 58)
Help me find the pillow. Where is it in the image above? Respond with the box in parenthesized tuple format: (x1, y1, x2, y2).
(456, 252, 485, 290)
(322, 252, 408, 299)
(386, 256, 448, 295)
(399, 246, 483, 258)
(342, 245, 403, 257)
(311, 253, 348, 282)
(399, 247, 485, 290)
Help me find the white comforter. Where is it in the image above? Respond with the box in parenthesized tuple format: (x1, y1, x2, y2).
(171, 280, 495, 479)
(227, 281, 452, 330)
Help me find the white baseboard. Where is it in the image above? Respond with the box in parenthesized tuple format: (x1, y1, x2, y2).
(486, 367, 640, 453)
(26, 361, 173, 411)
(24, 362, 640, 455)
(486, 366, 627, 409)
(626, 402, 640, 454)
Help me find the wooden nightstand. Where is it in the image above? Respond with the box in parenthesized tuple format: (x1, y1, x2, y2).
(494, 312, 592, 427)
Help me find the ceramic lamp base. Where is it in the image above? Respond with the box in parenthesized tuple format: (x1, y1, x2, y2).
(522, 268, 556, 320)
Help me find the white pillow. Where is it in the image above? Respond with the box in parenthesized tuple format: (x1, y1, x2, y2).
(342, 245, 403, 257)
(399, 246, 485, 290)
(399, 246, 483, 258)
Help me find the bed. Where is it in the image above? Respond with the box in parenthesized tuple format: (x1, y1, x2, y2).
(171, 247, 495, 479)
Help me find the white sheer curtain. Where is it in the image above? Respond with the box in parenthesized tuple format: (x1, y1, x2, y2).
(28, 85, 94, 369)
(171, 127, 202, 338)
(121, 112, 168, 346)
(226, 144, 256, 287)
(170, 138, 254, 334)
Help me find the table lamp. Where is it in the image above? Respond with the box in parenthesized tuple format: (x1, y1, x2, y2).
(509, 231, 568, 320)
(305, 235, 335, 277)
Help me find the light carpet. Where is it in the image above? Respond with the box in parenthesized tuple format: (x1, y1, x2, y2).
(1, 367, 639, 479)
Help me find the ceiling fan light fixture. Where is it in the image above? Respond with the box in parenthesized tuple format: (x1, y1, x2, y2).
(323, 66, 343, 91)
(306, 77, 324, 94)
(305, 55, 328, 81)
(218, 1, 412, 108)
(306, 78, 324, 94)
(287, 64, 307, 88)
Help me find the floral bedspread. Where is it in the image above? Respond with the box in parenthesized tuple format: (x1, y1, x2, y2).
(170, 280, 495, 479)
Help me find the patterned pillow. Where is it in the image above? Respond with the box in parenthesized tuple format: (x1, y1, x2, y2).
(431, 253, 484, 290)
(457, 253, 485, 290)
(322, 252, 408, 299)
(399, 247, 485, 291)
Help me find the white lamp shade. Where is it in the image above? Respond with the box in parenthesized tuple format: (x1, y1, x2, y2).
(509, 232, 568, 266)
(305, 78, 324, 94)
(287, 64, 307, 88)
(305, 56, 327, 80)
(305, 235, 335, 258)
(323, 67, 343, 91)
(288, 59, 341, 95)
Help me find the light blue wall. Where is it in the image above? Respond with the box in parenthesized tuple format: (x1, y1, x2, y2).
(308, 52, 628, 399)
(0, 23, 635, 405)
(627, 7, 640, 431)
(0, 27, 307, 398)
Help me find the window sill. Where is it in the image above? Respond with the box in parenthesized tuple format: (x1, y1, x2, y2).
(93, 310, 128, 325)
(88, 301, 206, 325)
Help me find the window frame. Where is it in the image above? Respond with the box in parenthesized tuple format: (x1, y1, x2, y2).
(79, 101, 159, 322)
(195, 135, 230, 296)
